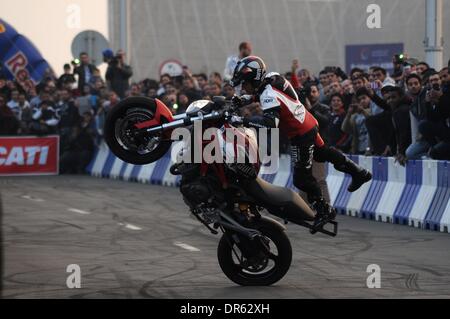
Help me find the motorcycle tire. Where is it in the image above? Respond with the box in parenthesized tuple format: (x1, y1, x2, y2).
(217, 217, 292, 286)
(104, 97, 172, 165)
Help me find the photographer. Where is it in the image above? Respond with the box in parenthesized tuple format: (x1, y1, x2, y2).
(105, 49, 133, 98)
(417, 71, 450, 160)
(342, 89, 372, 155)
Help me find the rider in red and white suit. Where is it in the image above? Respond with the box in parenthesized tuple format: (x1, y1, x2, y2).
(231, 56, 372, 219)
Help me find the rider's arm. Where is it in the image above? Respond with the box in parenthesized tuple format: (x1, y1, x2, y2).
(243, 108, 280, 129)
(241, 88, 281, 129)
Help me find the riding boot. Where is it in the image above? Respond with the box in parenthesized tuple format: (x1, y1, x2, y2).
(308, 196, 336, 222)
(334, 158, 372, 192)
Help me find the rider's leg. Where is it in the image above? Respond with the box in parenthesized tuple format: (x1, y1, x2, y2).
(291, 130, 334, 221)
(313, 133, 372, 192)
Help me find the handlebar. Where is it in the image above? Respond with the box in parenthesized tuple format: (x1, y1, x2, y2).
(145, 110, 225, 134)
(143, 95, 252, 135)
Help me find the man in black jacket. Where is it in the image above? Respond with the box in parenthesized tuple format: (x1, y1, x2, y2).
(105, 50, 133, 98)
(305, 83, 331, 143)
(405, 74, 429, 159)
(73, 52, 96, 91)
(57, 89, 81, 151)
(381, 85, 412, 165)
(417, 72, 450, 160)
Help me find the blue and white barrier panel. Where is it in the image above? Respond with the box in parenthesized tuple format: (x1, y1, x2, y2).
(87, 142, 450, 233)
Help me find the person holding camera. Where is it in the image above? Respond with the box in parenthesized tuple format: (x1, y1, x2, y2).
(416, 71, 450, 160)
(105, 49, 133, 98)
(341, 89, 372, 155)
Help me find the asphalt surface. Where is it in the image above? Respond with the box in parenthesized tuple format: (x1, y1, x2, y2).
(1, 175, 450, 299)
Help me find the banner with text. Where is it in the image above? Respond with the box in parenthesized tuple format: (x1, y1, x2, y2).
(345, 43, 404, 75)
(0, 136, 59, 176)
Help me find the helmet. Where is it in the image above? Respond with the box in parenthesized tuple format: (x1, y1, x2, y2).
(230, 56, 267, 88)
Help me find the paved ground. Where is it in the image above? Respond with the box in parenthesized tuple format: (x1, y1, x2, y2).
(1, 175, 450, 299)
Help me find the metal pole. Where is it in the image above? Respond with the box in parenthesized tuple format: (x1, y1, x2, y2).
(119, 0, 128, 52)
(424, 0, 443, 70)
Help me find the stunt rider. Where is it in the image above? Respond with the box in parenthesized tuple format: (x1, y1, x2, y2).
(230, 56, 372, 221)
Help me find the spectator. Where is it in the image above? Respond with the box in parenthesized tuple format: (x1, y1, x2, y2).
(57, 89, 80, 150)
(405, 73, 429, 159)
(194, 73, 208, 90)
(350, 67, 364, 79)
(88, 68, 103, 89)
(7, 89, 20, 119)
(416, 61, 430, 77)
(223, 41, 252, 81)
(57, 64, 76, 89)
(417, 72, 450, 160)
(341, 79, 354, 108)
(147, 87, 158, 99)
(75, 84, 95, 116)
(105, 50, 133, 98)
(325, 81, 344, 104)
(157, 73, 172, 96)
(18, 94, 33, 133)
(305, 84, 331, 143)
(60, 111, 97, 174)
(129, 83, 142, 97)
(30, 100, 59, 135)
(291, 85, 331, 202)
(325, 67, 339, 84)
(102, 91, 120, 113)
(342, 89, 372, 155)
(440, 67, 449, 89)
(73, 52, 96, 91)
(317, 70, 330, 103)
(328, 93, 351, 152)
(209, 72, 223, 87)
(0, 77, 9, 98)
(372, 66, 395, 87)
(181, 73, 202, 102)
(381, 84, 412, 164)
(208, 82, 222, 98)
(0, 94, 19, 135)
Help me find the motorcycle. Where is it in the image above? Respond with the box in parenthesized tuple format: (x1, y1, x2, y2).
(104, 96, 337, 286)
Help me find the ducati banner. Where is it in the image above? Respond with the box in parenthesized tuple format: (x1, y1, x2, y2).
(0, 136, 59, 176)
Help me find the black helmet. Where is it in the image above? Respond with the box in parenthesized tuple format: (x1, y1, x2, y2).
(230, 56, 267, 88)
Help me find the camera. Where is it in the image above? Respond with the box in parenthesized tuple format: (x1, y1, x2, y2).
(393, 53, 405, 65)
(109, 55, 122, 67)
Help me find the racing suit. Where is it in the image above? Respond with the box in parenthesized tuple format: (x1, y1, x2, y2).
(242, 72, 370, 204)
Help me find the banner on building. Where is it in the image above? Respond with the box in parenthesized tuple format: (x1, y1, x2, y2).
(345, 43, 404, 75)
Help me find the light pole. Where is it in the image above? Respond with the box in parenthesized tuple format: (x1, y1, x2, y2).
(424, 0, 443, 70)
(119, 0, 129, 54)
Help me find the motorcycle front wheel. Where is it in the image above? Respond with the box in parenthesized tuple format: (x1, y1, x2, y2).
(104, 97, 172, 165)
(217, 217, 292, 286)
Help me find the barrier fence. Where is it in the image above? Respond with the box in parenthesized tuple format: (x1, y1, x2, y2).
(86, 142, 450, 233)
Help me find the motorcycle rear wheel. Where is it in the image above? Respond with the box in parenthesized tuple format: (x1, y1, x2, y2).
(217, 217, 292, 286)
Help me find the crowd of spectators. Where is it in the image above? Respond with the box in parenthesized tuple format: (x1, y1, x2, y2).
(0, 43, 449, 174)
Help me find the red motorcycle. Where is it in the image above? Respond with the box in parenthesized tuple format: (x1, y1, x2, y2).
(104, 96, 337, 286)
